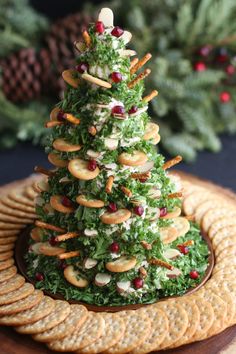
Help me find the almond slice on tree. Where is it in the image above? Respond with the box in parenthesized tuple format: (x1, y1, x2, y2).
(50, 195, 75, 214)
(94, 273, 111, 286)
(64, 265, 88, 288)
(163, 249, 181, 260)
(166, 267, 182, 278)
(100, 209, 131, 224)
(83, 258, 98, 269)
(136, 161, 154, 173)
(119, 49, 137, 57)
(143, 122, 159, 140)
(52, 139, 82, 153)
(48, 153, 68, 168)
(172, 217, 190, 237)
(121, 31, 132, 44)
(76, 195, 104, 208)
(68, 159, 100, 180)
(39, 242, 65, 256)
(106, 256, 137, 272)
(116, 281, 131, 293)
(98, 8, 114, 27)
(118, 151, 148, 166)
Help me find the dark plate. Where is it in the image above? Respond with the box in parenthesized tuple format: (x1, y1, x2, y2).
(15, 226, 214, 312)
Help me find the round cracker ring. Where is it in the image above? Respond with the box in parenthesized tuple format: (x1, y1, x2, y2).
(143, 122, 159, 141)
(50, 107, 64, 121)
(76, 195, 105, 208)
(50, 195, 75, 214)
(68, 158, 100, 180)
(106, 256, 137, 272)
(48, 152, 68, 168)
(64, 265, 88, 288)
(161, 207, 181, 219)
(30, 227, 44, 242)
(159, 226, 178, 245)
(62, 69, 80, 88)
(118, 150, 148, 167)
(100, 209, 131, 225)
(52, 138, 82, 153)
(151, 133, 161, 145)
(172, 216, 190, 237)
(39, 242, 66, 256)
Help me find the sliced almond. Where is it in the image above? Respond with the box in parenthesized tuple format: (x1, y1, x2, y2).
(48, 153, 68, 168)
(136, 161, 154, 173)
(31, 242, 44, 255)
(87, 150, 101, 158)
(94, 273, 111, 286)
(104, 138, 119, 150)
(163, 249, 181, 260)
(68, 158, 100, 180)
(84, 258, 98, 269)
(53, 139, 81, 153)
(64, 265, 88, 288)
(116, 280, 131, 293)
(84, 229, 98, 237)
(121, 31, 132, 44)
(166, 267, 182, 279)
(98, 7, 114, 27)
(148, 187, 161, 199)
(119, 49, 137, 57)
(106, 256, 136, 273)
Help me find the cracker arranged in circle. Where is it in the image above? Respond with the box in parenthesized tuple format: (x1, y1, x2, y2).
(0, 296, 55, 326)
(0, 212, 38, 224)
(209, 216, 236, 239)
(130, 307, 168, 354)
(0, 250, 14, 261)
(79, 313, 125, 354)
(0, 229, 20, 237)
(201, 207, 236, 233)
(118, 151, 148, 166)
(16, 300, 71, 335)
(53, 138, 82, 152)
(217, 245, 236, 261)
(159, 226, 178, 244)
(0, 258, 14, 271)
(212, 225, 236, 250)
(156, 301, 188, 350)
(0, 265, 17, 283)
(1, 196, 36, 213)
(0, 290, 43, 315)
(48, 312, 105, 352)
(0, 202, 36, 219)
(68, 158, 100, 180)
(33, 304, 88, 342)
(0, 243, 14, 252)
(0, 236, 17, 245)
(0, 283, 34, 305)
(0, 274, 25, 295)
(100, 209, 131, 224)
(215, 235, 236, 256)
(8, 189, 35, 207)
(213, 256, 236, 274)
(76, 195, 105, 208)
(24, 185, 38, 200)
(104, 310, 151, 354)
(194, 200, 230, 224)
(182, 191, 212, 216)
(0, 222, 25, 230)
(212, 265, 236, 278)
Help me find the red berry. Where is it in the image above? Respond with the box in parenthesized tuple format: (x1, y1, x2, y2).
(189, 270, 199, 279)
(110, 72, 123, 83)
(110, 242, 120, 253)
(139, 178, 147, 183)
(87, 160, 97, 171)
(216, 54, 228, 63)
(107, 202, 117, 213)
(134, 205, 144, 216)
(111, 105, 125, 115)
(35, 272, 44, 281)
(178, 245, 189, 255)
(160, 207, 167, 217)
(95, 21, 105, 34)
(49, 236, 57, 246)
(59, 260, 67, 270)
(194, 62, 206, 72)
(57, 110, 65, 121)
(133, 277, 144, 289)
(225, 65, 235, 75)
(61, 196, 73, 207)
(128, 106, 138, 114)
(220, 91, 231, 103)
(111, 26, 124, 38)
(76, 62, 89, 73)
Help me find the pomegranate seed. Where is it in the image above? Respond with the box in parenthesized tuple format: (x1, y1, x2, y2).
(35, 272, 44, 281)
(95, 21, 105, 34)
(107, 202, 117, 213)
(134, 205, 144, 216)
(59, 260, 67, 270)
(160, 207, 167, 217)
(61, 196, 73, 207)
(133, 277, 144, 289)
(178, 245, 189, 255)
(194, 62, 206, 71)
(189, 270, 199, 279)
(75, 62, 89, 73)
(110, 72, 123, 83)
(128, 106, 138, 114)
(111, 26, 124, 38)
(220, 91, 231, 103)
(139, 178, 147, 183)
(57, 110, 65, 121)
(225, 65, 235, 75)
(49, 236, 57, 246)
(111, 105, 125, 115)
(110, 242, 120, 253)
(88, 159, 97, 171)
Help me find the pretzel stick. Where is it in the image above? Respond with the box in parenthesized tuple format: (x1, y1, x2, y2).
(142, 90, 158, 103)
(141, 240, 152, 250)
(163, 155, 182, 170)
(168, 192, 183, 199)
(88, 126, 97, 136)
(139, 266, 147, 278)
(130, 53, 152, 74)
(55, 232, 80, 242)
(45, 121, 64, 128)
(82, 30, 91, 47)
(105, 176, 114, 194)
(130, 171, 151, 180)
(178, 240, 194, 247)
(149, 258, 174, 270)
(58, 251, 80, 259)
(128, 69, 151, 88)
(120, 186, 132, 197)
(34, 166, 55, 177)
(185, 215, 195, 221)
(35, 220, 65, 233)
(64, 114, 80, 125)
(130, 57, 139, 69)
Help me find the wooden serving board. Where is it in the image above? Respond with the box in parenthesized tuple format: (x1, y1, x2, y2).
(0, 172, 236, 354)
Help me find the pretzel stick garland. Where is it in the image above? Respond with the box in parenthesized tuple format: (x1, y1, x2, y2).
(55, 232, 80, 242)
(163, 155, 182, 170)
(128, 69, 151, 88)
(35, 220, 65, 233)
(168, 192, 183, 199)
(149, 258, 174, 270)
(120, 186, 132, 197)
(34, 166, 55, 177)
(82, 30, 91, 47)
(45, 121, 64, 128)
(130, 53, 152, 74)
(130, 57, 139, 70)
(105, 176, 114, 194)
(58, 251, 80, 259)
(142, 90, 158, 103)
(63, 114, 80, 125)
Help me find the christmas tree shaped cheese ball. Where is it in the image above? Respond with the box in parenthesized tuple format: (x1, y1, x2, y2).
(28, 8, 209, 306)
